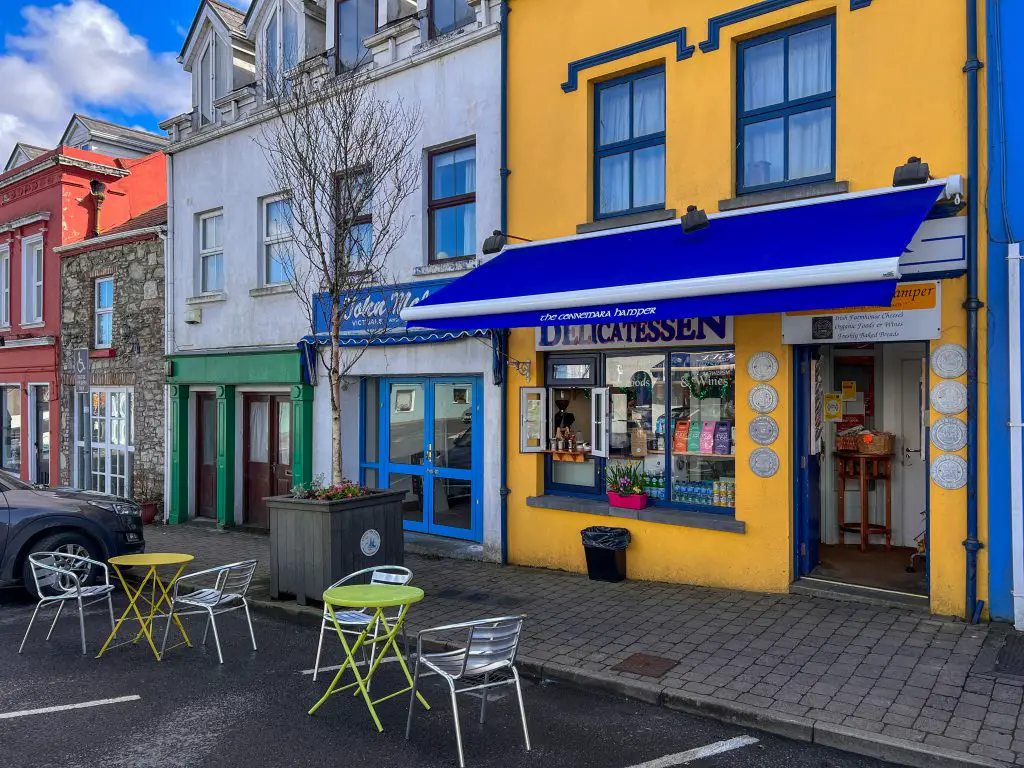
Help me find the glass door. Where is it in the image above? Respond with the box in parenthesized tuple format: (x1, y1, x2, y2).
(31, 385, 49, 486)
(381, 378, 482, 542)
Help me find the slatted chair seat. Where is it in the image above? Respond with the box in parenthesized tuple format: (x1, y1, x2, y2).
(79, 584, 116, 598)
(407, 616, 530, 768)
(176, 588, 242, 608)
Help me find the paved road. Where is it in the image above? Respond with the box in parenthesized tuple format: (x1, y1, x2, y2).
(0, 591, 893, 768)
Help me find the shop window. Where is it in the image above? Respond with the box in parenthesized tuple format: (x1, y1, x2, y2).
(519, 348, 736, 513)
(94, 277, 113, 348)
(1, 387, 20, 473)
(198, 211, 224, 293)
(429, 143, 476, 263)
(594, 67, 666, 219)
(429, 0, 476, 38)
(263, 196, 293, 285)
(360, 378, 380, 486)
(336, 0, 375, 73)
(737, 17, 835, 194)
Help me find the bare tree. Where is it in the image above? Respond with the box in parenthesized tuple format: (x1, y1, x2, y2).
(257, 62, 421, 485)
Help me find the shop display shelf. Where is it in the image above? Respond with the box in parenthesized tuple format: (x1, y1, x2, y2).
(673, 451, 736, 459)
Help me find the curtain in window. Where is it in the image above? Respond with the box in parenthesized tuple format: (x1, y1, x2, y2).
(788, 107, 832, 180)
(788, 26, 832, 101)
(632, 73, 665, 137)
(599, 84, 629, 146)
(743, 39, 784, 111)
(249, 402, 269, 462)
(632, 145, 665, 208)
(599, 154, 630, 214)
(283, 3, 299, 73)
(743, 119, 785, 186)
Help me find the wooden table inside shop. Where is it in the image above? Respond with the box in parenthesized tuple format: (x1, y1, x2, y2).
(833, 452, 893, 552)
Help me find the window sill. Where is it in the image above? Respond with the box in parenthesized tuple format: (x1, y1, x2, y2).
(719, 181, 849, 212)
(576, 208, 677, 235)
(249, 284, 294, 298)
(413, 259, 480, 277)
(186, 292, 227, 306)
(19, 321, 45, 329)
(89, 348, 116, 359)
(526, 494, 745, 534)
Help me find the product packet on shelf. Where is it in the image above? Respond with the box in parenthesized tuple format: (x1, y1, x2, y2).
(713, 422, 731, 455)
(686, 420, 702, 453)
(699, 421, 716, 454)
(673, 420, 689, 453)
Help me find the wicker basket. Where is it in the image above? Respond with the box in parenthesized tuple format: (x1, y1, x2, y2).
(856, 431, 894, 455)
(836, 435, 859, 452)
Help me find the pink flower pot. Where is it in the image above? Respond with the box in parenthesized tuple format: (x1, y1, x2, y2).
(607, 492, 648, 510)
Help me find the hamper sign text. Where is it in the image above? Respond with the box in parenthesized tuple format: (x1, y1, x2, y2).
(536, 316, 733, 351)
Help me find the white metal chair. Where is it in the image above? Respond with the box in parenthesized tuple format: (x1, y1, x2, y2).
(18, 551, 115, 656)
(406, 616, 530, 768)
(159, 560, 258, 664)
(311, 565, 413, 682)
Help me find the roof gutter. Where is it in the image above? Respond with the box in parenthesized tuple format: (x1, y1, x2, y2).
(52, 225, 166, 254)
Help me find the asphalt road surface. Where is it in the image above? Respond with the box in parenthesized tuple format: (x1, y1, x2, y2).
(0, 590, 894, 768)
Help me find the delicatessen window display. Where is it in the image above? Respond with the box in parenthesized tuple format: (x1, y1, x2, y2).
(520, 349, 737, 513)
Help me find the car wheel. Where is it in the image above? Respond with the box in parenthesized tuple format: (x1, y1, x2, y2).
(21, 533, 102, 597)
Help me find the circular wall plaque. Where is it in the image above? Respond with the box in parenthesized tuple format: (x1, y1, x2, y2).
(931, 344, 968, 379)
(748, 384, 779, 414)
(749, 447, 779, 478)
(359, 529, 381, 557)
(749, 416, 779, 446)
(931, 454, 968, 490)
(930, 417, 968, 453)
(931, 380, 967, 415)
(747, 352, 779, 382)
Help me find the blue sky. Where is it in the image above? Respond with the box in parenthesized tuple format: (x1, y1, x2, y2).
(0, 0, 248, 161)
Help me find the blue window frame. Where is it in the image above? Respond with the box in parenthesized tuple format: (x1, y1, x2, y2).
(594, 67, 666, 219)
(736, 16, 836, 195)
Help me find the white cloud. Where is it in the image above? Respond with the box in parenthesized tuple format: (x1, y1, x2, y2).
(0, 0, 190, 163)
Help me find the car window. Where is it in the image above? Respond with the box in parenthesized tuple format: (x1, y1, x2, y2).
(0, 469, 32, 491)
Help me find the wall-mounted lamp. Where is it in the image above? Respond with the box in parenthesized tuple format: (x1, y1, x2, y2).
(681, 205, 709, 234)
(893, 156, 931, 187)
(482, 230, 533, 255)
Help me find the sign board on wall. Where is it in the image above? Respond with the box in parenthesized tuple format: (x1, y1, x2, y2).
(782, 281, 941, 345)
(314, 279, 457, 337)
(536, 316, 733, 351)
(900, 216, 967, 276)
(72, 348, 89, 394)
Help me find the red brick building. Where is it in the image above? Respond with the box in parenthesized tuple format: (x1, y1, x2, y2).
(0, 115, 166, 485)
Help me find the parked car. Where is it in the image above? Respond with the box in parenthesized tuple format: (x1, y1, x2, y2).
(0, 470, 145, 595)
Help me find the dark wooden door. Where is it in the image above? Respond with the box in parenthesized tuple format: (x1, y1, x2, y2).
(196, 393, 218, 519)
(244, 395, 272, 527)
(271, 396, 293, 496)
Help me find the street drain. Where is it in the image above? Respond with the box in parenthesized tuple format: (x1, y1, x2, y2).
(996, 634, 1024, 676)
(612, 653, 678, 678)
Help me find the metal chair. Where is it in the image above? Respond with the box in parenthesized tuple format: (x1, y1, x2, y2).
(18, 551, 115, 656)
(159, 560, 258, 664)
(311, 565, 413, 682)
(406, 616, 530, 768)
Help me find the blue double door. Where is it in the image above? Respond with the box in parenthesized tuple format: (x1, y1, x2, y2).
(379, 377, 483, 542)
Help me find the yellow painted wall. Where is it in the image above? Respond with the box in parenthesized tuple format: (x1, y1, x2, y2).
(505, 0, 988, 616)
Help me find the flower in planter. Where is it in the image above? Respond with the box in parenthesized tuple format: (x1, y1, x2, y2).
(290, 474, 371, 501)
(604, 461, 645, 497)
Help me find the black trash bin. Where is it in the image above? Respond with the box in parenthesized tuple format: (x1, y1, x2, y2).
(581, 526, 630, 582)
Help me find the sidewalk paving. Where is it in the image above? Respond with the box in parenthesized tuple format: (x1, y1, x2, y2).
(145, 523, 1020, 767)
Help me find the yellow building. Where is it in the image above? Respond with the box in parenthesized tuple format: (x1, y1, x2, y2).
(403, 0, 987, 618)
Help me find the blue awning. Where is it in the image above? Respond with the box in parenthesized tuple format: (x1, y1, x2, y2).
(401, 181, 948, 331)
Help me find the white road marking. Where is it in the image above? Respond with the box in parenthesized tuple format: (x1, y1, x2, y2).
(625, 736, 759, 767)
(0, 695, 141, 721)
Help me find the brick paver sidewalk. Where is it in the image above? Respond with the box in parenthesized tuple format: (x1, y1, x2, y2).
(145, 523, 1020, 766)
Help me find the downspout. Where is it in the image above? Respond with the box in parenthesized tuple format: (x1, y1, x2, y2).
(499, 0, 510, 565)
(162, 151, 175, 524)
(964, 0, 985, 622)
(1008, 242, 1024, 629)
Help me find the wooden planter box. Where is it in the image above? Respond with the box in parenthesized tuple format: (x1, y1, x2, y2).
(267, 490, 405, 606)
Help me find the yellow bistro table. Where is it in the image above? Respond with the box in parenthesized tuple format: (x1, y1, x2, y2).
(96, 553, 194, 661)
(309, 583, 430, 730)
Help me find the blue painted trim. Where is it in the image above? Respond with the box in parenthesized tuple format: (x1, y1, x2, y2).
(561, 29, 693, 94)
(735, 16, 836, 195)
(701, 0, 871, 54)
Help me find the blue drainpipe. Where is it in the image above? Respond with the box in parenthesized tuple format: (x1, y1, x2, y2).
(499, 0, 511, 565)
(964, 0, 985, 622)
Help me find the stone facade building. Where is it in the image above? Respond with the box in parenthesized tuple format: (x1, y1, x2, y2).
(55, 205, 167, 504)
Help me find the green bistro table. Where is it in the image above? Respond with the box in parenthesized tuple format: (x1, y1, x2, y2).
(308, 583, 430, 730)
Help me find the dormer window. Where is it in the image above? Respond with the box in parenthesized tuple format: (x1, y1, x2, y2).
(263, 0, 300, 96)
(198, 38, 216, 124)
(336, 0, 375, 73)
(429, 0, 475, 38)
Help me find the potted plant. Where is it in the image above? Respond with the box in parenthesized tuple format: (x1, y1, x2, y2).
(132, 468, 161, 525)
(266, 475, 405, 606)
(605, 461, 647, 510)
